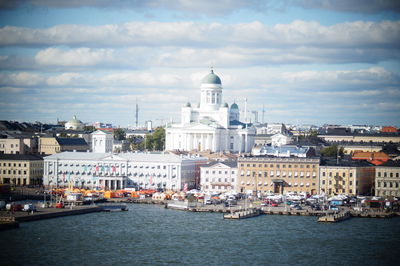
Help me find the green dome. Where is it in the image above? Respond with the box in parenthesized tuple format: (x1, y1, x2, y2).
(202, 69, 221, 85)
(231, 103, 239, 109)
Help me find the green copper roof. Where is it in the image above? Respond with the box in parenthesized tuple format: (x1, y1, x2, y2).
(231, 103, 239, 109)
(202, 69, 221, 84)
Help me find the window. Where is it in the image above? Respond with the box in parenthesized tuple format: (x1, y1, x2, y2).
(350, 173, 353, 177)
(206, 171, 209, 174)
(322, 180, 325, 185)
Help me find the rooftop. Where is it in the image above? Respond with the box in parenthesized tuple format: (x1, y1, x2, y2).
(0, 154, 43, 161)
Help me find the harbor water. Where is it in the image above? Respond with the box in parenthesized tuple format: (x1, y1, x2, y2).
(1, 204, 399, 265)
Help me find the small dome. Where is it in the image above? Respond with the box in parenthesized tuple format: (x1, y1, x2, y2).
(223, 103, 229, 107)
(231, 103, 239, 109)
(185, 102, 191, 107)
(202, 68, 221, 85)
(65, 115, 84, 130)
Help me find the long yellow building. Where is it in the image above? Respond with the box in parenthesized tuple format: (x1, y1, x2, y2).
(237, 156, 320, 196)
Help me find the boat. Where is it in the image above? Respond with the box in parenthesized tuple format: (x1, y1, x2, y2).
(223, 208, 261, 219)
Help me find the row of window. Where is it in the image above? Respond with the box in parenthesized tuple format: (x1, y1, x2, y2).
(322, 172, 353, 178)
(240, 171, 317, 178)
(322, 180, 355, 186)
(1, 162, 28, 167)
(204, 178, 235, 183)
(240, 163, 316, 169)
(50, 162, 171, 170)
(204, 170, 236, 175)
(377, 172, 400, 178)
(376, 181, 399, 188)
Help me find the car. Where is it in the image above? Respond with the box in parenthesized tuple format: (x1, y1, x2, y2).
(271, 203, 278, 207)
(294, 205, 302, 210)
(205, 199, 212, 205)
(313, 205, 321, 211)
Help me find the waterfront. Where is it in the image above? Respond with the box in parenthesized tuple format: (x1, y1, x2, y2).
(1, 204, 399, 266)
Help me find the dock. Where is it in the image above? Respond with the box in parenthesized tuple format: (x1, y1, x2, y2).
(318, 211, 351, 223)
(0, 217, 19, 231)
(0, 205, 103, 223)
(223, 209, 261, 219)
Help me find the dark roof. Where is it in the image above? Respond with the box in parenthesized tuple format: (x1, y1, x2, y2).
(56, 138, 88, 146)
(203, 160, 237, 168)
(0, 154, 43, 161)
(377, 160, 400, 167)
(320, 158, 373, 167)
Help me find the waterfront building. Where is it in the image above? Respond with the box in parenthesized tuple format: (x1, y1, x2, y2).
(39, 137, 89, 155)
(317, 132, 400, 143)
(200, 161, 237, 193)
(319, 159, 375, 196)
(165, 69, 256, 153)
(91, 130, 113, 153)
(0, 154, 43, 185)
(375, 160, 400, 198)
(64, 115, 84, 131)
(0, 137, 38, 154)
(43, 152, 208, 190)
(237, 156, 320, 196)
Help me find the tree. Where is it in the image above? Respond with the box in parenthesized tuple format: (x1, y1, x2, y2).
(137, 127, 165, 151)
(84, 125, 95, 132)
(321, 144, 344, 157)
(113, 128, 126, 141)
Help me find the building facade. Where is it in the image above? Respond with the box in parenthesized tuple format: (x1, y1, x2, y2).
(319, 160, 375, 196)
(0, 154, 43, 185)
(0, 137, 37, 154)
(39, 137, 89, 155)
(92, 130, 113, 153)
(237, 156, 320, 196)
(375, 160, 400, 198)
(165, 69, 256, 153)
(43, 152, 208, 191)
(200, 161, 237, 194)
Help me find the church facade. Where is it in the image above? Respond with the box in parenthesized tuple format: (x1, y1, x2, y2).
(165, 69, 255, 153)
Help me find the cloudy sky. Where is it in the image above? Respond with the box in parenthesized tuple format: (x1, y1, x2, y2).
(0, 0, 399, 127)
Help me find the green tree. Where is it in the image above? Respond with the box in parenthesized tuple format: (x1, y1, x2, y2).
(137, 127, 165, 151)
(113, 128, 126, 141)
(84, 125, 95, 132)
(321, 144, 344, 157)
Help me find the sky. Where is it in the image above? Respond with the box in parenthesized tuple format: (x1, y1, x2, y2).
(0, 0, 399, 128)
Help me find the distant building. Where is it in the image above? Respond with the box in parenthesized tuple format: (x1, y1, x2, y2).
(0, 137, 38, 154)
(380, 126, 398, 133)
(0, 154, 43, 186)
(39, 137, 89, 155)
(319, 159, 375, 196)
(271, 133, 293, 147)
(200, 161, 237, 193)
(252, 145, 315, 158)
(91, 130, 113, 153)
(237, 156, 320, 196)
(43, 152, 208, 190)
(352, 151, 390, 166)
(165, 69, 256, 153)
(318, 132, 400, 143)
(375, 160, 400, 198)
(65, 115, 84, 131)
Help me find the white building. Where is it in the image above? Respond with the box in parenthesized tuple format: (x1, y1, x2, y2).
(200, 161, 237, 193)
(266, 123, 287, 135)
(43, 151, 208, 191)
(92, 130, 113, 153)
(165, 69, 255, 153)
(271, 133, 293, 147)
(65, 115, 84, 131)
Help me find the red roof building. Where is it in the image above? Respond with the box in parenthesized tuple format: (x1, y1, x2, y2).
(352, 151, 390, 166)
(380, 126, 398, 133)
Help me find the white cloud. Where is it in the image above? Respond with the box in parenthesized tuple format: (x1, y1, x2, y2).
(0, 72, 44, 86)
(35, 47, 116, 67)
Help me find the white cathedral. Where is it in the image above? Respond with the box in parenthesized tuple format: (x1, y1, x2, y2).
(165, 68, 256, 153)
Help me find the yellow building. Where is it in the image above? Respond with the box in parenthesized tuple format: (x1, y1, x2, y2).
(375, 160, 400, 198)
(237, 157, 320, 196)
(39, 137, 89, 155)
(0, 154, 43, 186)
(319, 159, 375, 196)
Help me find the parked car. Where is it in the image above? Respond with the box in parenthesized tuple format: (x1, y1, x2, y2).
(205, 199, 213, 205)
(294, 205, 302, 210)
